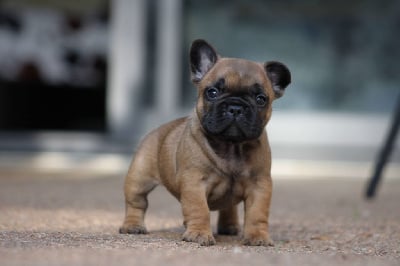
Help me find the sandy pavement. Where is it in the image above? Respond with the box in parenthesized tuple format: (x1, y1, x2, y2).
(0, 170, 399, 265)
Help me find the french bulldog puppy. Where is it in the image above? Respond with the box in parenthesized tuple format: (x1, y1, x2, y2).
(120, 39, 291, 246)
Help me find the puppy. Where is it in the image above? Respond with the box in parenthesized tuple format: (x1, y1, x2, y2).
(120, 39, 291, 246)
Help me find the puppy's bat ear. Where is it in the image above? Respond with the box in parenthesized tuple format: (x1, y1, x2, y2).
(264, 61, 291, 99)
(190, 39, 218, 83)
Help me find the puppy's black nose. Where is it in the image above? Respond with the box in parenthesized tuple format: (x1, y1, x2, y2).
(228, 105, 244, 116)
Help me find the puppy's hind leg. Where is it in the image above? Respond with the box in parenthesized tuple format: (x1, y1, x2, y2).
(119, 169, 158, 234)
(217, 204, 240, 235)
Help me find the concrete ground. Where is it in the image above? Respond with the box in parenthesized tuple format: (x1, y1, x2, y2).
(0, 170, 399, 266)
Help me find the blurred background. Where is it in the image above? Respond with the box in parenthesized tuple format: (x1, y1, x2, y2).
(0, 0, 398, 180)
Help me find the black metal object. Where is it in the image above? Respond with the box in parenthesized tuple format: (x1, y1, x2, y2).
(365, 95, 400, 198)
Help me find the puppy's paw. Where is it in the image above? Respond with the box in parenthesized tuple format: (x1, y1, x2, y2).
(182, 230, 216, 246)
(242, 235, 274, 247)
(217, 225, 240, 236)
(119, 224, 147, 234)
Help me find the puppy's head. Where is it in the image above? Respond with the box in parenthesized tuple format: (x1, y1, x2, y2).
(190, 39, 291, 143)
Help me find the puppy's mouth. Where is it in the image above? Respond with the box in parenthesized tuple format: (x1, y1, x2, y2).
(220, 121, 247, 142)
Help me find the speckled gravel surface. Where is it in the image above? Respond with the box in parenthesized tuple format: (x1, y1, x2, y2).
(0, 170, 399, 265)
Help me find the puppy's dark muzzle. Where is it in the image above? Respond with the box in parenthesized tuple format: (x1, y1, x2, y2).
(202, 96, 262, 142)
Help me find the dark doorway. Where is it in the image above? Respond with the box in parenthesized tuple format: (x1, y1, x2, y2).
(0, 81, 106, 131)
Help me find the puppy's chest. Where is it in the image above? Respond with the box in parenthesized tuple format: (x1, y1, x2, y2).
(205, 142, 256, 209)
(205, 168, 250, 210)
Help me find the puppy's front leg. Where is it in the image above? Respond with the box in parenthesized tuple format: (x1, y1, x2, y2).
(180, 171, 215, 246)
(243, 176, 274, 246)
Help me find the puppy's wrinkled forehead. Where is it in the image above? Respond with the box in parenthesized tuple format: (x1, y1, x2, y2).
(202, 58, 269, 90)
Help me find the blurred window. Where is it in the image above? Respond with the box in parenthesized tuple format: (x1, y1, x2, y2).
(0, 1, 109, 131)
(181, 0, 399, 113)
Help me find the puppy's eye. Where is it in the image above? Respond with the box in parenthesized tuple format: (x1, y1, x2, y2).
(256, 94, 267, 106)
(206, 87, 220, 100)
